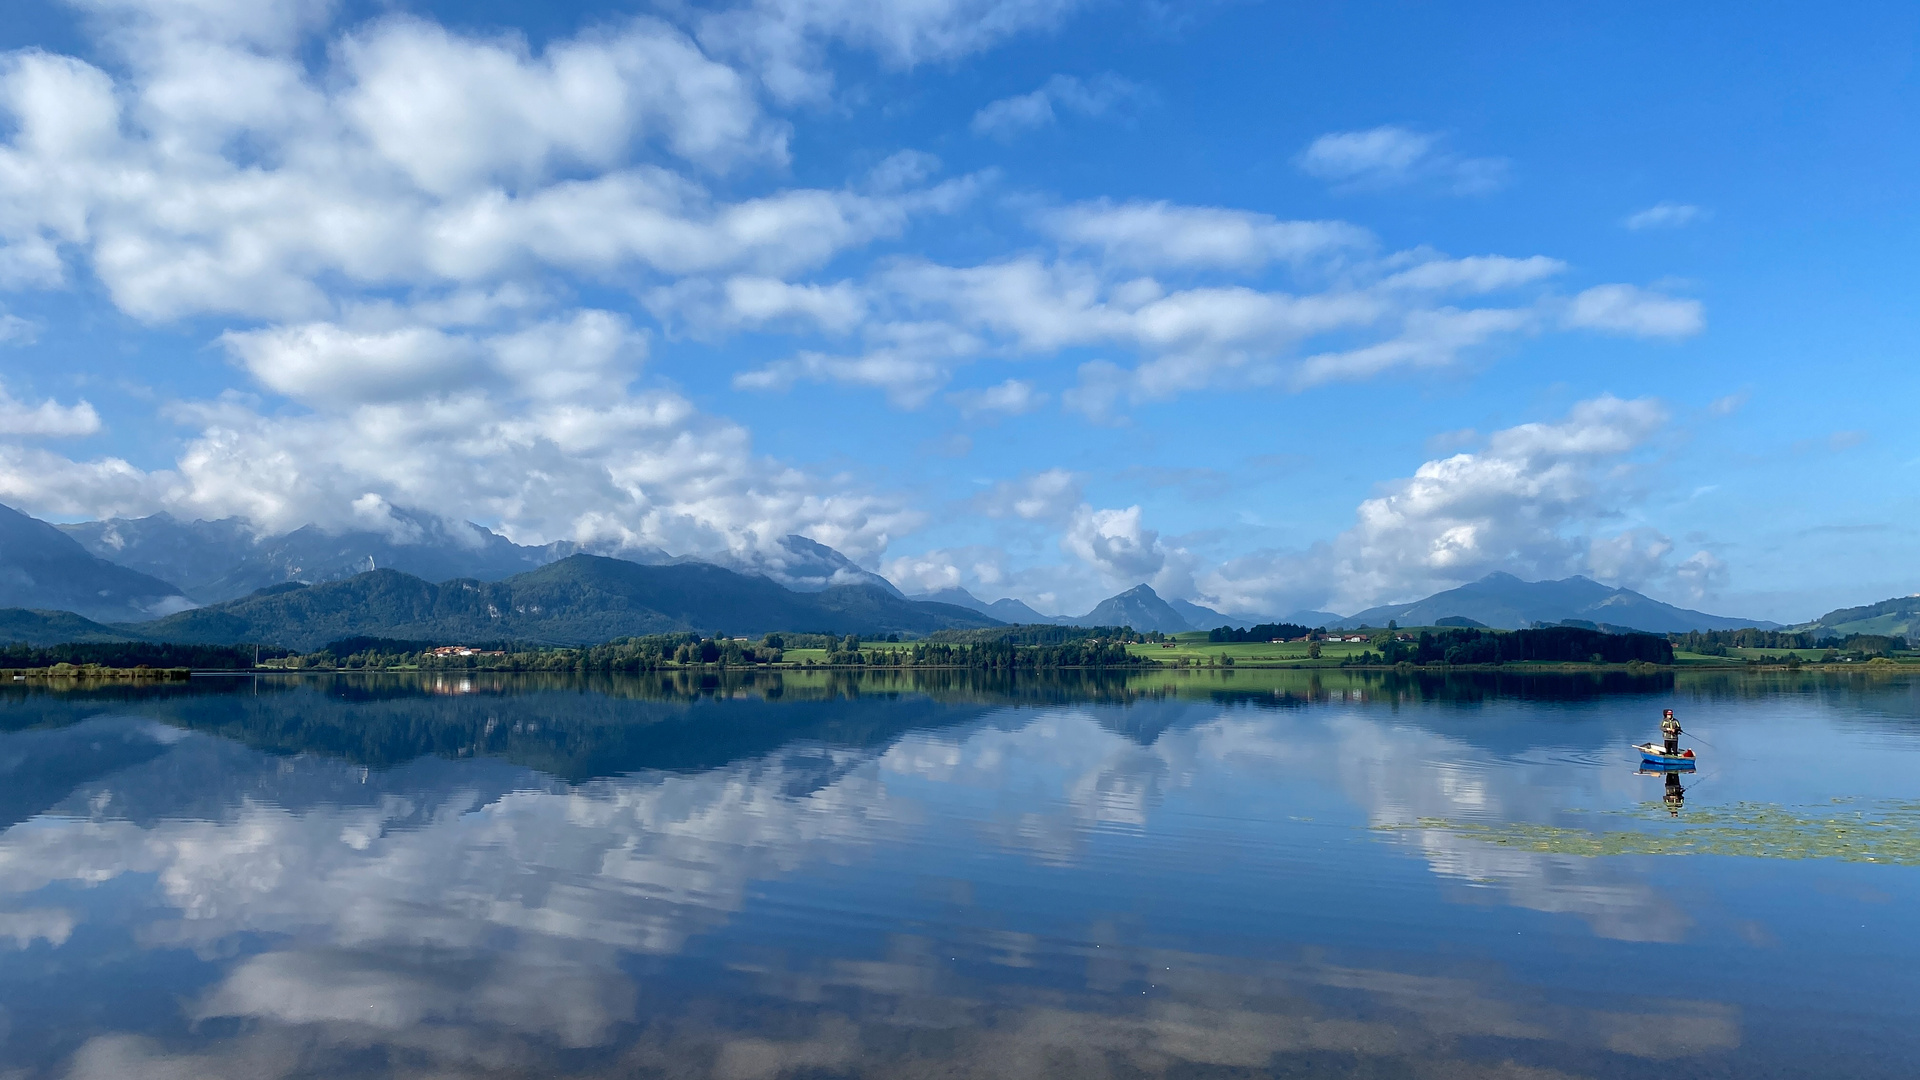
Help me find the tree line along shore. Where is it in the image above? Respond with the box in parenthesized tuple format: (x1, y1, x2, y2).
(4, 624, 1910, 678)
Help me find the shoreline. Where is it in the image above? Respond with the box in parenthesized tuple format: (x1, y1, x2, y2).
(198, 659, 1915, 676)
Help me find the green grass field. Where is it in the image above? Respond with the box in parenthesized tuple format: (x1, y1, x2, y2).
(1125, 631, 1372, 666)
(1673, 646, 1917, 666)
(772, 633, 1917, 670)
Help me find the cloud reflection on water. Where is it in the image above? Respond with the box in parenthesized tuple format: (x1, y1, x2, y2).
(0, 693, 1737, 1078)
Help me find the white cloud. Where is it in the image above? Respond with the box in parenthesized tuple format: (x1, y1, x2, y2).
(0, 907, 74, 948)
(1707, 390, 1749, 416)
(1199, 395, 1692, 614)
(1296, 125, 1508, 194)
(0, 2, 1715, 606)
(1672, 549, 1727, 602)
(886, 489, 1196, 610)
(1, 349, 919, 559)
(649, 275, 868, 336)
(0, 2, 999, 560)
(878, 543, 1032, 598)
(1298, 126, 1436, 181)
(487, 309, 649, 402)
(978, 468, 1081, 522)
(1623, 202, 1703, 230)
(878, 549, 967, 594)
(0, 15, 972, 324)
(75, 0, 335, 53)
(0, 312, 38, 344)
(0, 442, 166, 518)
(1585, 527, 1675, 589)
(1062, 504, 1166, 580)
(1563, 284, 1704, 338)
(1293, 306, 1534, 388)
(699, 0, 1092, 104)
(1378, 254, 1564, 293)
(948, 378, 1045, 418)
(747, 243, 1580, 413)
(970, 73, 1142, 137)
(338, 15, 786, 193)
(0, 383, 102, 437)
(1040, 199, 1371, 271)
(221, 323, 479, 406)
(732, 317, 982, 408)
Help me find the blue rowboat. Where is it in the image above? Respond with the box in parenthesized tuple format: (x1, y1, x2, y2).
(1633, 742, 1696, 769)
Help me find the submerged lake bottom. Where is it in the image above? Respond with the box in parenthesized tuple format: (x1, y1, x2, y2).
(1, 668, 1917, 1079)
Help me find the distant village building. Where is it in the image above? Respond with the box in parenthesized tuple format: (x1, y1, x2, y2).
(430, 645, 504, 658)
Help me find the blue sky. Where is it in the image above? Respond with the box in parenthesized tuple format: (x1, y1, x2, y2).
(0, 0, 1913, 621)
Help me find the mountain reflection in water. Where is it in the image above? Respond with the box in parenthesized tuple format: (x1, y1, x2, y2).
(0, 670, 1917, 1079)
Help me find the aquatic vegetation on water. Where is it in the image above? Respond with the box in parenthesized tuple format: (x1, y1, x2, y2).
(1377, 799, 1920, 865)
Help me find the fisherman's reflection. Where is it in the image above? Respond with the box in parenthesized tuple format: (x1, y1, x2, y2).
(1662, 771, 1685, 816)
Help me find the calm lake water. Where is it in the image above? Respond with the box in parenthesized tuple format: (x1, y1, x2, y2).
(2, 669, 1918, 1079)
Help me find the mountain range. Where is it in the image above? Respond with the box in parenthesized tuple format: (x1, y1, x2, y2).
(59, 512, 581, 604)
(909, 584, 1326, 634)
(1326, 572, 1781, 633)
(0, 501, 1894, 649)
(84, 556, 996, 651)
(57, 511, 901, 604)
(0, 504, 195, 622)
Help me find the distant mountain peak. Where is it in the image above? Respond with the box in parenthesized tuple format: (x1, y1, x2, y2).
(1070, 583, 1190, 633)
(1338, 571, 1773, 632)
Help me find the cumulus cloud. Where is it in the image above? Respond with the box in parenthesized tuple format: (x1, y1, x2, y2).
(1, 364, 919, 558)
(879, 543, 1014, 596)
(0, 0, 997, 560)
(1295, 125, 1508, 194)
(1062, 503, 1167, 580)
(1197, 396, 1723, 614)
(1563, 284, 1704, 338)
(970, 73, 1143, 137)
(0, 1, 1712, 603)
(0, 298, 922, 555)
(338, 14, 787, 191)
(1623, 202, 1703, 230)
(0, 11, 969, 324)
(0, 383, 102, 437)
(221, 323, 480, 406)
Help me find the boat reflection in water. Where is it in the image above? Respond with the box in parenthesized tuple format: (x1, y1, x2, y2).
(0, 668, 1917, 1079)
(1637, 767, 1689, 816)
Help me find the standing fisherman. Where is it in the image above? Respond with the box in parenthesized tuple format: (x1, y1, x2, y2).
(1661, 709, 1682, 755)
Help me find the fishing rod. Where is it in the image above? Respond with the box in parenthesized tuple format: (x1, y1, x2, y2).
(1678, 726, 1717, 750)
